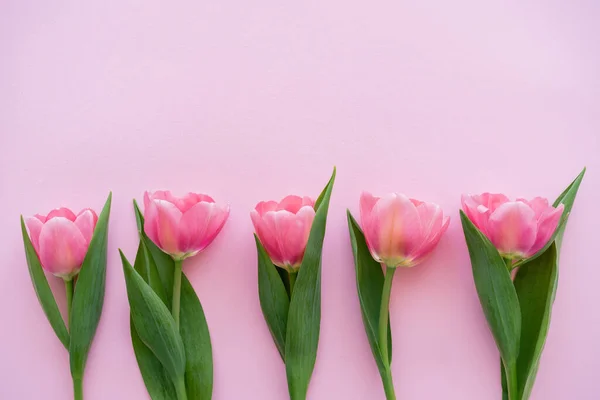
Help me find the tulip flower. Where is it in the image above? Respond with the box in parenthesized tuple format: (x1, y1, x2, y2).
(360, 192, 450, 268)
(26, 207, 98, 280)
(143, 190, 229, 328)
(461, 193, 564, 261)
(251, 195, 315, 287)
(353, 191, 449, 400)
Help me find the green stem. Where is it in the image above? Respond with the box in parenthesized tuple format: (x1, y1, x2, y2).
(172, 259, 183, 330)
(288, 271, 297, 295)
(65, 278, 74, 327)
(379, 266, 396, 363)
(174, 377, 188, 400)
(381, 367, 397, 400)
(73, 377, 83, 400)
(507, 363, 519, 400)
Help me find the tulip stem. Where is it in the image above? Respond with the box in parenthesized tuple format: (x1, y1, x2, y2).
(379, 266, 395, 363)
(65, 278, 74, 327)
(73, 377, 83, 400)
(174, 376, 188, 400)
(172, 259, 183, 330)
(288, 271, 298, 295)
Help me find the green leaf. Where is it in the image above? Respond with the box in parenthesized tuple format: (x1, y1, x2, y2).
(180, 275, 213, 400)
(511, 168, 585, 400)
(346, 211, 393, 374)
(134, 200, 174, 299)
(285, 167, 336, 400)
(552, 167, 585, 251)
(69, 193, 112, 382)
(134, 199, 214, 399)
(120, 250, 186, 385)
(514, 243, 557, 400)
(460, 211, 521, 383)
(131, 321, 178, 400)
(256, 234, 290, 361)
(131, 241, 177, 400)
(20, 216, 70, 349)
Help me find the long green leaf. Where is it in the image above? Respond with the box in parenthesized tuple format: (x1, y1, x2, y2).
(256, 234, 290, 360)
(134, 200, 174, 298)
(131, 240, 177, 400)
(347, 211, 393, 373)
(134, 199, 213, 399)
(511, 168, 585, 400)
(460, 211, 521, 385)
(285, 168, 336, 400)
(121, 250, 186, 384)
(69, 193, 112, 383)
(20, 216, 70, 349)
(180, 275, 213, 399)
(552, 167, 585, 251)
(514, 244, 557, 400)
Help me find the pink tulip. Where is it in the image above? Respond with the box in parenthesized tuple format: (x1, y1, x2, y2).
(360, 192, 450, 268)
(143, 190, 230, 260)
(461, 193, 564, 259)
(26, 207, 98, 279)
(251, 195, 315, 271)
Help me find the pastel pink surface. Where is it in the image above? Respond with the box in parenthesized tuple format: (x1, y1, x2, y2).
(0, 1, 598, 399)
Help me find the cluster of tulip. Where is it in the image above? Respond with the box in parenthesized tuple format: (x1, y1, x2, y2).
(21, 167, 584, 400)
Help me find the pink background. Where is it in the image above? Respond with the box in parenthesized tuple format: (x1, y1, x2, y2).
(1, 1, 599, 399)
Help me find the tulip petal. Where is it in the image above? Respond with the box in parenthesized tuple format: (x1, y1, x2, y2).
(255, 201, 278, 217)
(488, 202, 537, 257)
(461, 194, 492, 235)
(144, 199, 182, 255)
(179, 201, 229, 253)
(411, 216, 450, 265)
(38, 217, 88, 276)
(371, 193, 421, 263)
(175, 193, 215, 213)
(252, 210, 285, 266)
(75, 209, 98, 244)
(359, 192, 381, 256)
(280, 206, 315, 267)
(416, 202, 443, 245)
(530, 204, 564, 256)
(277, 195, 309, 213)
(47, 207, 77, 222)
(144, 190, 174, 210)
(517, 197, 550, 220)
(25, 216, 44, 253)
(481, 193, 511, 212)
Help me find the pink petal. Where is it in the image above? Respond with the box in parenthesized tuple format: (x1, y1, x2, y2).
(261, 208, 313, 267)
(251, 210, 285, 266)
(488, 202, 537, 257)
(415, 202, 444, 246)
(371, 193, 421, 263)
(411, 216, 451, 265)
(178, 202, 229, 253)
(144, 199, 182, 255)
(517, 197, 550, 220)
(38, 217, 88, 277)
(529, 204, 564, 256)
(254, 201, 278, 217)
(25, 216, 45, 254)
(47, 207, 77, 222)
(34, 214, 47, 223)
(74, 209, 98, 244)
(277, 195, 307, 213)
(279, 206, 315, 266)
(359, 192, 381, 258)
(175, 193, 215, 213)
(144, 190, 174, 209)
(480, 193, 511, 212)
